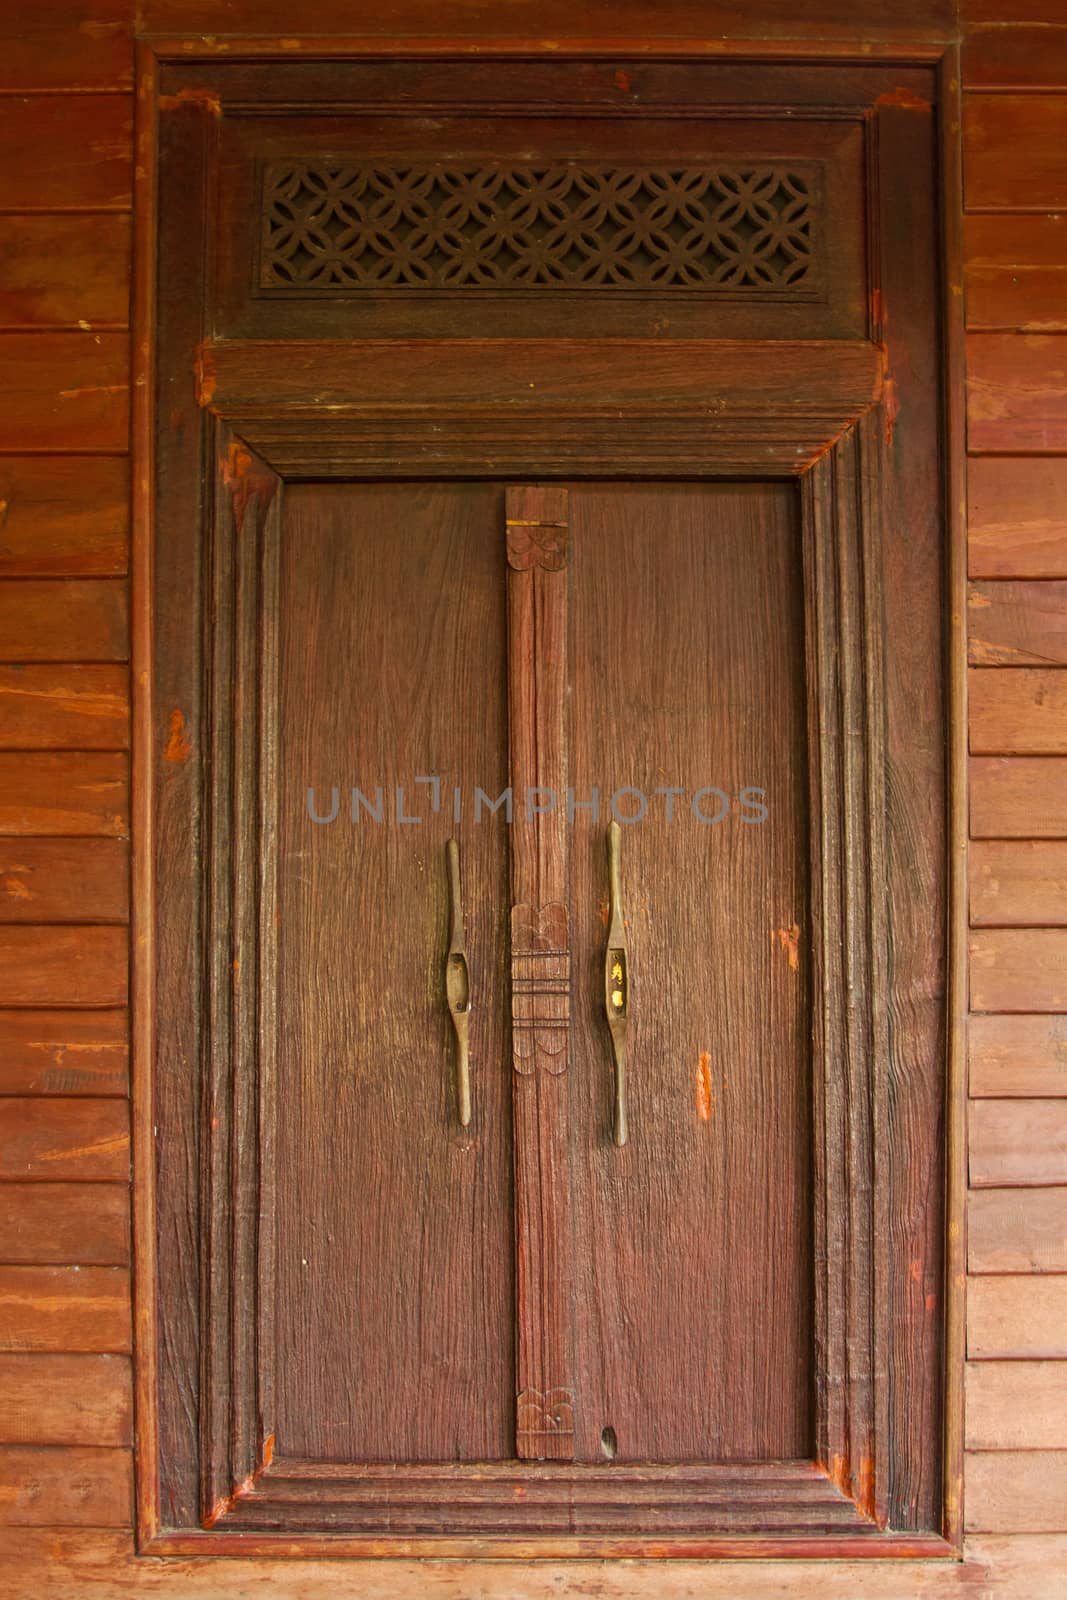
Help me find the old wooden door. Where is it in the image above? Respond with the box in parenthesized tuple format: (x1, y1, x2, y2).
(146, 53, 948, 1556)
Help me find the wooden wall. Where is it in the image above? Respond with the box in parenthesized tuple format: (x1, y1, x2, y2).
(2, 1, 1067, 1594)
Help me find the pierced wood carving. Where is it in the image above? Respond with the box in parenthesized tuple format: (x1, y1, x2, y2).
(260, 162, 819, 292)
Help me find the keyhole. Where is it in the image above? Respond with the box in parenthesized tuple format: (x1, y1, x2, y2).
(601, 1425, 618, 1460)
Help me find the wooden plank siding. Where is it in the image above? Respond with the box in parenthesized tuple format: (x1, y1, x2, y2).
(0, 0, 1065, 1593)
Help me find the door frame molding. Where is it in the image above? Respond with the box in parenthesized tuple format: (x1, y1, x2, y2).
(130, 33, 967, 1561)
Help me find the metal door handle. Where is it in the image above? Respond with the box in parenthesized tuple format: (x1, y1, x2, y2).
(445, 839, 471, 1127)
(604, 820, 629, 1147)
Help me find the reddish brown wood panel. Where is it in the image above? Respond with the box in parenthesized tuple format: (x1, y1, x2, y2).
(0, 1183, 130, 1265)
(0, 457, 129, 578)
(968, 581, 1067, 665)
(968, 457, 1067, 579)
(964, 96, 1067, 211)
(970, 670, 1067, 755)
(0, 1266, 131, 1353)
(0, 1099, 129, 1182)
(0, 928, 127, 1008)
(971, 929, 1067, 1010)
(0, 581, 128, 663)
(966, 214, 1067, 273)
(966, 1362, 1067, 1449)
(0, 216, 131, 329)
(965, 1452, 1067, 1534)
(965, 267, 1067, 333)
(968, 1276, 1067, 1358)
(969, 1187, 1067, 1273)
(0, 753, 128, 836)
(970, 1014, 1067, 1097)
(963, 25, 1067, 91)
(0, 1010, 128, 1096)
(0, 95, 132, 210)
(0, 1354, 132, 1445)
(967, 336, 1067, 454)
(970, 841, 1067, 925)
(0, 333, 128, 453)
(0, 667, 128, 751)
(0, 840, 128, 923)
(970, 756, 1067, 839)
(970, 1100, 1067, 1187)
(0, 1443, 131, 1525)
(0, 2, 131, 93)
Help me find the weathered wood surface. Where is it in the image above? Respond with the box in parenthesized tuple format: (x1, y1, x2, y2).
(0, 753, 128, 835)
(0, 1, 131, 93)
(0, 95, 131, 209)
(968, 457, 1067, 579)
(0, 667, 128, 750)
(0, 1445, 131, 1526)
(0, 333, 129, 452)
(0, 1266, 131, 1353)
(970, 757, 1067, 839)
(965, 1454, 1067, 1534)
(970, 670, 1067, 755)
(968, 582, 1067, 666)
(970, 930, 1067, 1011)
(0, 927, 126, 1007)
(963, 24, 1067, 91)
(0, 1354, 132, 1445)
(970, 1099, 1067, 1186)
(0, 1099, 129, 1181)
(0, 216, 131, 329)
(0, 839, 128, 923)
(969, 1187, 1067, 1273)
(969, 1276, 1067, 1358)
(967, 1362, 1067, 1449)
(0, 1183, 129, 1265)
(970, 1014, 1067, 1097)
(967, 336, 1067, 455)
(0, 457, 129, 577)
(0, 1010, 128, 1095)
(970, 841, 1067, 925)
(964, 96, 1067, 211)
(0, 581, 128, 662)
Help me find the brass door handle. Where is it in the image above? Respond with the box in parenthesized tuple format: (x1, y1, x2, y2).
(604, 820, 629, 1147)
(445, 839, 472, 1126)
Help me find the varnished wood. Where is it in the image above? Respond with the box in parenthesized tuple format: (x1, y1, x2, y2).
(0, 333, 128, 453)
(0, 753, 127, 835)
(0, 1, 131, 93)
(968, 1187, 1067, 1274)
(963, 24, 1067, 91)
(0, 927, 127, 1008)
(0, 840, 128, 923)
(968, 581, 1067, 666)
(0, 1354, 132, 1445)
(0, 666, 128, 750)
(0, 581, 128, 663)
(966, 1362, 1067, 1450)
(0, 1099, 128, 1181)
(0, 216, 131, 330)
(968, 1276, 1067, 1358)
(964, 96, 1067, 211)
(967, 335, 1067, 455)
(0, 95, 132, 210)
(968, 457, 1067, 579)
(970, 1014, 1067, 1097)
(970, 756, 1067, 839)
(0, 1444, 132, 1526)
(0, 1182, 129, 1265)
(970, 669, 1067, 755)
(0, 458, 129, 578)
(970, 930, 1067, 1011)
(0, 1265, 131, 1352)
(970, 842, 1067, 925)
(970, 1101, 1067, 1188)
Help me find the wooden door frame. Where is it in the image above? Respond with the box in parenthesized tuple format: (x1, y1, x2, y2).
(130, 31, 967, 1561)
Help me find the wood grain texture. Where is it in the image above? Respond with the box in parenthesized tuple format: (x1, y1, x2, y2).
(0, 1011, 127, 1096)
(966, 1453, 1067, 1534)
(964, 96, 1067, 211)
(0, 1100, 128, 1182)
(970, 670, 1067, 755)
(0, 333, 128, 453)
(970, 929, 1067, 1010)
(0, 1, 131, 92)
(0, 581, 128, 663)
(966, 267, 1067, 333)
(970, 841, 1067, 925)
(0, 666, 127, 750)
(0, 1354, 131, 1444)
(0, 753, 128, 835)
(968, 457, 1067, 579)
(0, 1183, 129, 1265)
(963, 25, 1067, 90)
(0, 96, 132, 210)
(968, 582, 1067, 666)
(0, 928, 126, 1008)
(969, 1187, 1067, 1273)
(0, 840, 128, 923)
(970, 1100, 1067, 1186)
(967, 335, 1067, 454)
(0, 216, 130, 330)
(969, 1276, 1067, 1359)
(966, 1362, 1067, 1449)
(0, 1266, 130, 1352)
(970, 1014, 1067, 1097)
(970, 757, 1067, 838)
(0, 1444, 131, 1525)
(0, 458, 128, 578)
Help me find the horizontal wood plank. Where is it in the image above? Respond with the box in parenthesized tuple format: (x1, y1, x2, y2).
(0, 3, 131, 93)
(966, 213, 1067, 272)
(0, 1011, 127, 1096)
(0, 581, 127, 663)
(0, 96, 131, 211)
(971, 929, 1067, 1010)
(0, 1183, 128, 1265)
(0, 333, 128, 453)
(0, 666, 128, 750)
(971, 1099, 1067, 1186)
(964, 96, 1067, 211)
(970, 1014, 1067, 1097)
(0, 927, 126, 1008)
(963, 24, 1067, 90)
(0, 1265, 130, 1352)
(0, 457, 128, 578)
(968, 457, 1067, 579)
(970, 756, 1067, 838)
(970, 841, 1067, 925)
(0, 1100, 128, 1182)
(969, 1187, 1067, 1273)
(0, 1444, 131, 1525)
(970, 670, 1067, 755)
(967, 335, 1067, 454)
(969, 1276, 1067, 1358)
(966, 1361, 1067, 1449)
(969, 581, 1067, 665)
(966, 266, 1067, 333)
(0, 1354, 130, 1445)
(0, 753, 127, 836)
(0, 840, 127, 923)
(966, 1452, 1067, 1534)
(0, 216, 130, 330)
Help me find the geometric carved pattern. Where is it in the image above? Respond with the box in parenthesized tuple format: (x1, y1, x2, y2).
(511, 903, 570, 1076)
(516, 1387, 576, 1440)
(260, 162, 818, 292)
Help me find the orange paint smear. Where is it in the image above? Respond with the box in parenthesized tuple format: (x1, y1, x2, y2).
(163, 708, 192, 765)
(874, 86, 931, 111)
(696, 1052, 714, 1121)
(773, 923, 801, 972)
(195, 342, 217, 407)
(857, 1457, 878, 1523)
(883, 371, 900, 445)
(160, 88, 223, 117)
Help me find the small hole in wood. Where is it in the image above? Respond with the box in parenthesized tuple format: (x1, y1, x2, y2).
(601, 1425, 617, 1460)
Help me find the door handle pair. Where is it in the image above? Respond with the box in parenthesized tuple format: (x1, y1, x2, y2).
(445, 824, 630, 1145)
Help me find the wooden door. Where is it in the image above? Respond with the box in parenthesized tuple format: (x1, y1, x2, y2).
(146, 53, 949, 1556)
